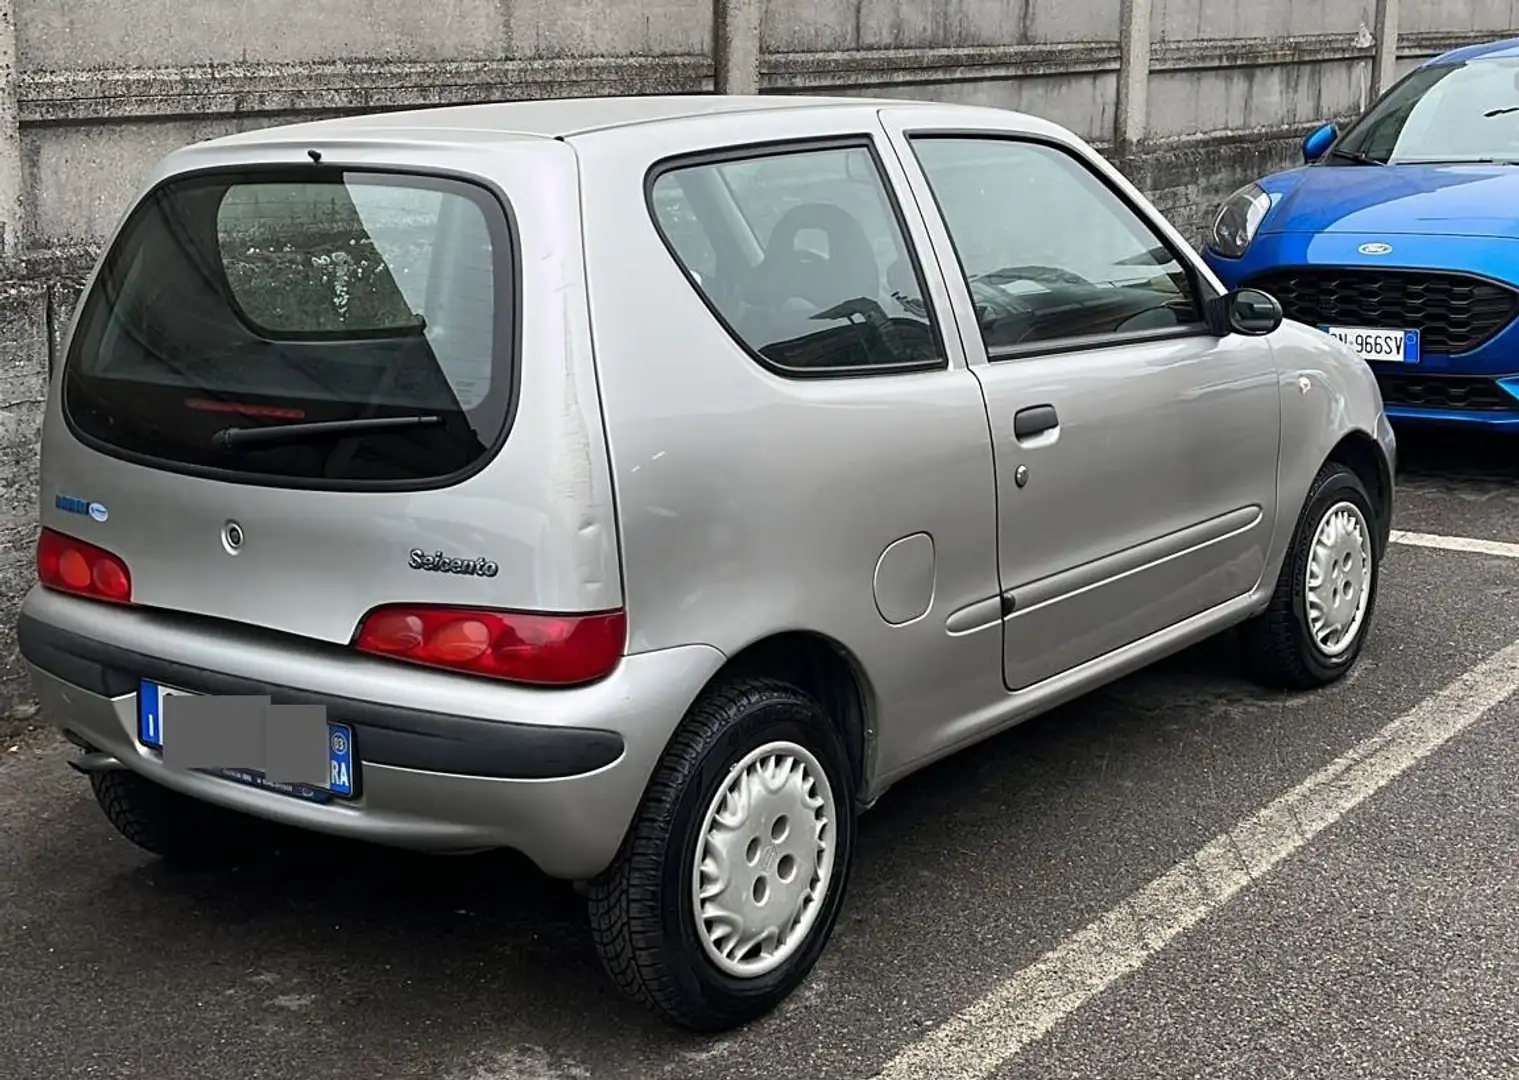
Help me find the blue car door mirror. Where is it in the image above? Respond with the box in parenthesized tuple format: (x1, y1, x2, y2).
(1303, 123, 1339, 163)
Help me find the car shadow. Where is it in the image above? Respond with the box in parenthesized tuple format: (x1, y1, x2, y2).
(101, 629, 1261, 1053)
(1395, 425, 1519, 483)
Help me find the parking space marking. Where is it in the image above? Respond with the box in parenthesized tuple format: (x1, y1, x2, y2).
(1391, 530, 1519, 559)
(871, 638, 1519, 1080)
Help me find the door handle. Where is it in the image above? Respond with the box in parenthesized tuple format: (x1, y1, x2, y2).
(1013, 404, 1059, 440)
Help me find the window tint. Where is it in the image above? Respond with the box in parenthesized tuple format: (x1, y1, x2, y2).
(63, 169, 513, 485)
(649, 144, 941, 374)
(911, 138, 1204, 354)
(1332, 58, 1519, 164)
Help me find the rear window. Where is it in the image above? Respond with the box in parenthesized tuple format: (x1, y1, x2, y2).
(62, 167, 515, 487)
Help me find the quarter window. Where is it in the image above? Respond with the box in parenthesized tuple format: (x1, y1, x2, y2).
(649, 144, 941, 374)
(910, 138, 1204, 355)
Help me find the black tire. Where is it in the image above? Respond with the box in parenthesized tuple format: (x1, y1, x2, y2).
(1244, 461, 1382, 690)
(586, 677, 856, 1032)
(89, 770, 252, 868)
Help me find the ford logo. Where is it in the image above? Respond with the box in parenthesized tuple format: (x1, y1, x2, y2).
(1358, 242, 1393, 256)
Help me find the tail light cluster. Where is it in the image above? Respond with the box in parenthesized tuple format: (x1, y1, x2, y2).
(36, 528, 133, 604)
(35, 527, 624, 687)
(354, 605, 626, 686)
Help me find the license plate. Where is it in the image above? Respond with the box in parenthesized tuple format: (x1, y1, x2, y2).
(1321, 325, 1420, 364)
(137, 680, 355, 803)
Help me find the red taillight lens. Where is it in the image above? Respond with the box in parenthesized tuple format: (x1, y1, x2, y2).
(354, 606, 626, 686)
(36, 528, 133, 604)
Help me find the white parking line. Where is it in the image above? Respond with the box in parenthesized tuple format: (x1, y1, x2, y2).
(1391, 530, 1519, 559)
(872, 638, 1519, 1080)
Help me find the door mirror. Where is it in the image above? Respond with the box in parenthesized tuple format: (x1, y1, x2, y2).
(1302, 122, 1339, 163)
(1208, 287, 1283, 336)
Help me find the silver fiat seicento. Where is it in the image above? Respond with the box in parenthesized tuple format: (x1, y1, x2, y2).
(17, 94, 1395, 1030)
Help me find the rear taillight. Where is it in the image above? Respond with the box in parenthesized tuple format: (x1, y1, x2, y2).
(353, 605, 626, 686)
(36, 528, 133, 604)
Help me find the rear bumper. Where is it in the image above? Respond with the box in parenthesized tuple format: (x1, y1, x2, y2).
(19, 612, 627, 780)
(18, 586, 726, 879)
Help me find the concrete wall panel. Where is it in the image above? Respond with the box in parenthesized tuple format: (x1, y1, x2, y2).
(17, 0, 711, 70)
(1154, 0, 1373, 41)
(1401, 0, 1519, 35)
(17, 0, 511, 69)
(1148, 58, 1372, 139)
(764, 0, 1119, 53)
(22, 113, 313, 251)
(0, 283, 46, 725)
(507, 0, 710, 57)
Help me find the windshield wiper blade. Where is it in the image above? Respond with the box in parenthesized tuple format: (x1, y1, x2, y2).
(213, 415, 445, 451)
(1399, 156, 1513, 165)
(1328, 148, 1385, 166)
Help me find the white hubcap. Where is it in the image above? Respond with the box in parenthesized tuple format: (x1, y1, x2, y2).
(691, 741, 836, 979)
(1305, 500, 1374, 658)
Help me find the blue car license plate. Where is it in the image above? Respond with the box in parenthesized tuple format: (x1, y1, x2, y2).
(1321, 325, 1420, 364)
(138, 679, 356, 803)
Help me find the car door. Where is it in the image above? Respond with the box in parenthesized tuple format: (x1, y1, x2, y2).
(880, 109, 1283, 691)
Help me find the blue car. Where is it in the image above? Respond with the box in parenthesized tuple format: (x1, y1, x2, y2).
(1201, 36, 1519, 430)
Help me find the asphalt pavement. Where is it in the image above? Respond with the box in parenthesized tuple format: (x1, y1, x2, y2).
(2, 427, 1518, 1080)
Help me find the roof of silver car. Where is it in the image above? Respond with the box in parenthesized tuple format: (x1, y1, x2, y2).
(201, 94, 926, 149)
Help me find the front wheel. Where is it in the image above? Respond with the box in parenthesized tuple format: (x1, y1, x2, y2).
(586, 678, 856, 1031)
(1244, 461, 1382, 690)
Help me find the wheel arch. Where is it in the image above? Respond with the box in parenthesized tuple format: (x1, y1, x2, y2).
(1325, 429, 1393, 547)
(696, 630, 876, 805)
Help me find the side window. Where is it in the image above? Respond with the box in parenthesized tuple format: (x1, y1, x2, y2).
(648, 143, 942, 374)
(910, 138, 1205, 355)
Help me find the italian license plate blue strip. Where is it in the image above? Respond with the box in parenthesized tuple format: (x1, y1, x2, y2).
(326, 726, 355, 797)
(138, 680, 167, 749)
(138, 679, 356, 801)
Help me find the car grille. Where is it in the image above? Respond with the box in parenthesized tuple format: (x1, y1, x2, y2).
(1376, 373, 1516, 412)
(1244, 268, 1519, 355)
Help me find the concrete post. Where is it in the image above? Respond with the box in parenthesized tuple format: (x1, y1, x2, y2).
(1371, 0, 1400, 100)
(1115, 0, 1152, 156)
(0, 0, 21, 259)
(714, 0, 761, 95)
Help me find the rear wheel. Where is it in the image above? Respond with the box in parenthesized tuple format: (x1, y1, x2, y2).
(89, 770, 252, 868)
(1245, 461, 1381, 690)
(586, 677, 856, 1031)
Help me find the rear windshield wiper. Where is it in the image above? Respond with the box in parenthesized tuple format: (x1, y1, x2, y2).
(213, 415, 445, 452)
(1327, 148, 1385, 166)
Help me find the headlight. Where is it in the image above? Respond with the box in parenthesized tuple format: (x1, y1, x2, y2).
(1208, 183, 1272, 258)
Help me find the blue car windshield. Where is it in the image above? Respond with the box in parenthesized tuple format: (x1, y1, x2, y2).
(1331, 57, 1519, 165)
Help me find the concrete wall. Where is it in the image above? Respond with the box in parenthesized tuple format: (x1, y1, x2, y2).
(0, 0, 1515, 723)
